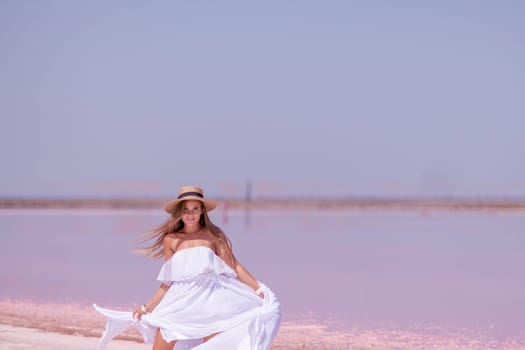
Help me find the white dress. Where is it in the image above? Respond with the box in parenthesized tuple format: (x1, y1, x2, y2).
(93, 246, 281, 349)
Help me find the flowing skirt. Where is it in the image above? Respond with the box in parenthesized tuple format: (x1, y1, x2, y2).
(93, 274, 281, 350)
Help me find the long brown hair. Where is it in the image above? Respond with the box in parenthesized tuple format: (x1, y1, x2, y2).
(136, 201, 236, 267)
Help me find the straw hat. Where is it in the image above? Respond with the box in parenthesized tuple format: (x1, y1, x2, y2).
(164, 185, 217, 214)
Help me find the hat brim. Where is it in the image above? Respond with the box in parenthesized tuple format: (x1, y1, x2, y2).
(164, 196, 217, 214)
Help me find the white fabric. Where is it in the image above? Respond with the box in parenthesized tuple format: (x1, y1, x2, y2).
(93, 246, 281, 349)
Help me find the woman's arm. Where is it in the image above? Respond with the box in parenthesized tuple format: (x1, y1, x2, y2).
(132, 282, 170, 319)
(133, 235, 176, 319)
(214, 238, 263, 298)
(235, 261, 261, 292)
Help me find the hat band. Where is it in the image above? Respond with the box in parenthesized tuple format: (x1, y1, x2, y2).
(177, 191, 204, 200)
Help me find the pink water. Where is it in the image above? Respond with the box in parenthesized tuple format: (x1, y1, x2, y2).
(1, 207, 524, 341)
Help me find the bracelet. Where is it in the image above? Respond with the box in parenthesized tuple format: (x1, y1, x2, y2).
(255, 287, 263, 296)
(141, 304, 147, 313)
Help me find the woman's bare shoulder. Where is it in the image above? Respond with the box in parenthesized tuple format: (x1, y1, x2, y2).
(211, 235, 231, 253)
(163, 232, 180, 242)
(162, 233, 181, 252)
(205, 231, 220, 244)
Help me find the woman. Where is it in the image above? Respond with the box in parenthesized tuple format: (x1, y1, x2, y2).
(93, 186, 281, 349)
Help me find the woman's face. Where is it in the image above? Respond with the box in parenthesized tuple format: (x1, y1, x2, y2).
(181, 200, 203, 228)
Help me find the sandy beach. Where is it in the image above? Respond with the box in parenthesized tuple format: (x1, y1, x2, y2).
(0, 299, 524, 350)
(0, 324, 149, 350)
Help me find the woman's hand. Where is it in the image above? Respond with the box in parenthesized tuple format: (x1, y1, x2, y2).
(132, 304, 148, 320)
(132, 283, 169, 320)
(255, 287, 264, 299)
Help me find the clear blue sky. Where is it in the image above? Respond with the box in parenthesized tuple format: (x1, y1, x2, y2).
(1, 1, 524, 198)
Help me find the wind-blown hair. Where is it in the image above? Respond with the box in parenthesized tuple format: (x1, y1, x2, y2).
(137, 202, 236, 267)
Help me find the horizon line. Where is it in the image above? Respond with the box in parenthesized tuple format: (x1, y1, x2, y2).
(1, 196, 525, 211)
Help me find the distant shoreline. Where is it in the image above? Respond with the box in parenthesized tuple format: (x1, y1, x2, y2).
(1, 196, 524, 211)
